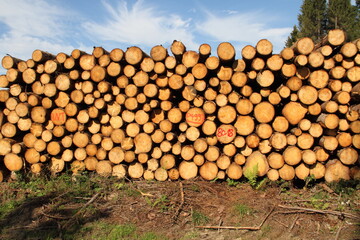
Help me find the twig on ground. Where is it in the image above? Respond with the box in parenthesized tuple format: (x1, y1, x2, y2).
(278, 205, 360, 220)
(125, 177, 154, 197)
(335, 222, 344, 240)
(318, 183, 336, 195)
(218, 219, 223, 233)
(273, 219, 289, 228)
(289, 215, 299, 231)
(62, 192, 101, 229)
(196, 206, 275, 231)
(173, 182, 185, 222)
(40, 211, 70, 220)
(274, 210, 316, 215)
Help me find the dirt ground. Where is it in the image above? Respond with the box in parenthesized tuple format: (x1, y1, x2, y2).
(0, 178, 359, 240)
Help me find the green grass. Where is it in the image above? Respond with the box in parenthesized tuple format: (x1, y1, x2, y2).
(192, 210, 209, 225)
(233, 203, 253, 218)
(72, 222, 168, 240)
(244, 164, 258, 187)
(179, 231, 201, 240)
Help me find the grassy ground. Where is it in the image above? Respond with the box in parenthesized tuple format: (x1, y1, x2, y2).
(0, 171, 359, 240)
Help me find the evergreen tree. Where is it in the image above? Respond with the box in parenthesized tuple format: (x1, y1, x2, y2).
(285, 25, 299, 47)
(297, 0, 327, 42)
(285, 0, 359, 46)
(327, 0, 359, 40)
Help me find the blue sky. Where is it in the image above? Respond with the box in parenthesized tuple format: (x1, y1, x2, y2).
(0, 0, 304, 74)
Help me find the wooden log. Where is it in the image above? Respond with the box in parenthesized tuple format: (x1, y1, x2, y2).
(241, 45, 256, 60)
(159, 154, 175, 170)
(255, 123, 272, 140)
(295, 163, 310, 180)
(308, 51, 324, 68)
(205, 56, 220, 71)
(283, 146, 302, 166)
(243, 151, 269, 177)
(317, 113, 339, 130)
(266, 54, 283, 71)
(253, 101, 275, 124)
(308, 162, 325, 179)
(216, 124, 236, 144)
(280, 47, 294, 60)
(319, 136, 338, 151)
(181, 50, 199, 68)
(203, 101, 216, 114)
(186, 126, 200, 141)
(301, 149, 317, 165)
(234, 115, 255, 136)
(346, 66, 360, 83)
(337, 147, 358, 165)
(0, 138, 14, 156)
(269, 132, 287, 150)
(1, 122, 16, 138)
(267, 152, 284, 169)
(256, 70, 274, 87)
(4, 153, 23, 171)
(217, 105, 236, 124)
(325, 160, 350, 182)
(352, 134, 360, 149)
(297, 133, 314, 150)
(297, 85, 318, 105)
(246, 133, 260, 148)
(267, 169, 279, 181)
(217, 66, 232, 81)
(292, 37, 314, 55)
(294, 54, 308, 66)
(199, 161, 218, 181)
(309, 69, 329, 89)
(256, 39, 272, 56)
(217, 42, 235, 62)
(278, 164, 295, 181)
(282, 102, 307, 125)
(134, 133, 152, 154)
(179, 161, 197, 180)
(202, 120, 217, 136)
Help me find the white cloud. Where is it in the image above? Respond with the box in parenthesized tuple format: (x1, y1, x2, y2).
(196, 10, 292, 53)
(0, 0, 68, 39)
(82, 0, 200, 51)
(0, 0, 93, 74)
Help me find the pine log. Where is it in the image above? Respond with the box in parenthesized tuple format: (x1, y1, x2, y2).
(217, 105, 236, 124)
(217, 42, 235, 62)
(4, 153, 23, 171)
(199, 161, 218, 181)
(325, 160, 350, 182)
(243, 151, 269, 177)
(179, 161, 197, 180)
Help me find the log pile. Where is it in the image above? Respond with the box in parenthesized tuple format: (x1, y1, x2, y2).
(0, 29, 359, 183)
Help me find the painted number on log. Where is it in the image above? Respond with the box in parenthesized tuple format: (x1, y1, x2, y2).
(217, 127, 234, 138)
(186, 108, 205, 127)
(216, 124, 236, 144)
(51, 109, 66, 125)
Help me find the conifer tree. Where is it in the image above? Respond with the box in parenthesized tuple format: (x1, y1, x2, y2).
(297, 0, 327, 42)
(285, 25, 299, 47)
(327, 0, 359, 40)
(285, 0, 359, 46)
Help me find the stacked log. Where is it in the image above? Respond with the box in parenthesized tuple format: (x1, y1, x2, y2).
(0, 29, 359, 183)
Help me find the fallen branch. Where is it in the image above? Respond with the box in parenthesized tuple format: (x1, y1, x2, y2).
(278, 205, 360, 220)
(62, 192, 101, 229)
(289, 215, 299, 231)
(335, 222, 344, 240)
(41, 211, 70, 220)
(173, 182, 185, 222)
(125, 177, 154, 197)
(196, 206, 275, 231)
